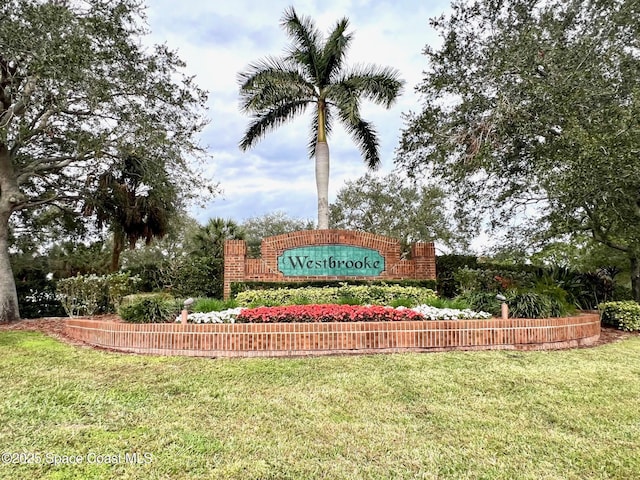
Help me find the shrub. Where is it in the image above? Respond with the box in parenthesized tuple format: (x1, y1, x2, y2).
(599, 301, 640, 331)
(436, 254, 479, 298)
(456, 291, 502, 317)
(454, 267, 535, 294)
(106, 272, 141, 311)
(230, 279, 438, 297)
(234, 284, 438, 307)
(118, 294, 181, 323)
(192, 297, 238, 313)
(12, 257, 65, 318)
(57, 274, 109, 317)
(540, 268, 614, 309)
(425, 297, 471, 310)
(612, 284, 633, 301)
(506, 292, 553, 319)
(57, 273, 141, 317)
(506, 291, 572, 319)
(532, 279, 575, 317)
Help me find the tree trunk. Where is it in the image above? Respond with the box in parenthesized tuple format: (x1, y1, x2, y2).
(0, 144, 20, 323)
(315, 141, 330, 229)
(630, 255, 640, 302)
(110, 231, 124, 272)
(0, 210, 19, 323)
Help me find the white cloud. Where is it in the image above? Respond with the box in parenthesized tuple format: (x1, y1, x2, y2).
(145, 0, 451, 224)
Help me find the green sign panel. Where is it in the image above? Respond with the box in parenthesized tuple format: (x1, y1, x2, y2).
(278, 245, 385, 277)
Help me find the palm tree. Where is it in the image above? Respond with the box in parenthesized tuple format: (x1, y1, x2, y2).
(189, 218, 245, 298)
(83, 154, 178, 272)
(191, 218, 245, 260)
(238, 7, 404, 229)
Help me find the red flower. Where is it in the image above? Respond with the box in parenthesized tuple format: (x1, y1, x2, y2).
(235, 304, 425, 323)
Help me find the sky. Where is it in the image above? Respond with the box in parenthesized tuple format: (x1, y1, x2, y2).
(144, 0, 452, 226)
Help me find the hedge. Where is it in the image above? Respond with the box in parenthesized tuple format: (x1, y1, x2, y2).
(230, 279, 438, 298)
(234, 284, 438, 307)
(599, 301, 640, 331)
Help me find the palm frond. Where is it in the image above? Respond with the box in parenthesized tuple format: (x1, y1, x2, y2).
(238, 56, 316, 113)
(239, 100, 311, 151)
(337, 110, 381, 169)
(326, 82, 361, 124)
(333, 65, 405, 107)
(281, 6, 323, 82)
(319, 17, 352, 87)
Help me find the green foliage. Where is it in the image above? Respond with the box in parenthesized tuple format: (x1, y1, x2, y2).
(537, 268, 615, 310)
(532, 278, 575, 316)
(599, 301, 640, 332)
(436, 255, 479, 298)
(230, 279, 438, 297)
(241, 211, 314, 258)
(57, 275, 109, 317)
(507, 291, 572, 319)
(235, 284, 438, 308)
(458, 282, 573, 318)
(454, 267, 535, 294)
(439, 254, 616, 309)
(456, 292, 503, 317)
(424, 297, 471, 310)
(506, 292, 552, 319)
(329, 173, 466, 251)
(47, 241, 112, 278)
(182, 218, 244, 298)
(0, 0, 211, 322)
(398, 0, 640, 301)
(171, 256, 221, 298)
(613, 285, 634, 302)
(57, 272, 141, 317)
(118, 294, 181, 324)
(119, 217, 243, 299)
(192, 298, 239, 313)
(82, 154, 180, 271)
(106, 272, 140, 311)
(11, 254, 64, 318)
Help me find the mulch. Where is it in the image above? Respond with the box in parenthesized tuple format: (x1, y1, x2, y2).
(1, 316, 639, 351)
(0, 315, 120, 347)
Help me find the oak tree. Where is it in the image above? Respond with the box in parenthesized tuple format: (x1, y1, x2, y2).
(398, 0, 640, 299)
(0, 0, 209, 321)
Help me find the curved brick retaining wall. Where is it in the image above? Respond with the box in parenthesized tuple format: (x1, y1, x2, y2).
(64, 313, 600, 358)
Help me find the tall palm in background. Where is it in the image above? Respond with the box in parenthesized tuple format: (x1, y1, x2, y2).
(238, 7, 404, 229)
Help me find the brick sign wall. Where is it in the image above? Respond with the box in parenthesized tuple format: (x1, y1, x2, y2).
(223, 230, 436, 299)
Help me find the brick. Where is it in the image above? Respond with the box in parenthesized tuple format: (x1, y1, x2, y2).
(64, 314, 601, 358)
(223, 229, 437, 299)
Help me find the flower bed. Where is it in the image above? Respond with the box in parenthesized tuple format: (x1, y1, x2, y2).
(177, 304, 492, 324)
(237, 304, 425, 323)
(65, 313, 602, 358)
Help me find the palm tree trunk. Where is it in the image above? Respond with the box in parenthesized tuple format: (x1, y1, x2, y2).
(315, 141, 330, 229)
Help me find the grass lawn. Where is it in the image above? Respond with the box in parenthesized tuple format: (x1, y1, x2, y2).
(0, 331, 639, 480)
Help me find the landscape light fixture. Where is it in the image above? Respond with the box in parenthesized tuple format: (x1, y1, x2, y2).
(181, 298, 195, 324)
(496, 294, 508, 319)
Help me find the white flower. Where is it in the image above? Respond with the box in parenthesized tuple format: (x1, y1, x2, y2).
(175, 307, 245, 324)
(406, 305, 492, 320)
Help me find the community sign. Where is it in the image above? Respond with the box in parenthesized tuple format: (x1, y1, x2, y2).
(277, 245, 385, 277)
